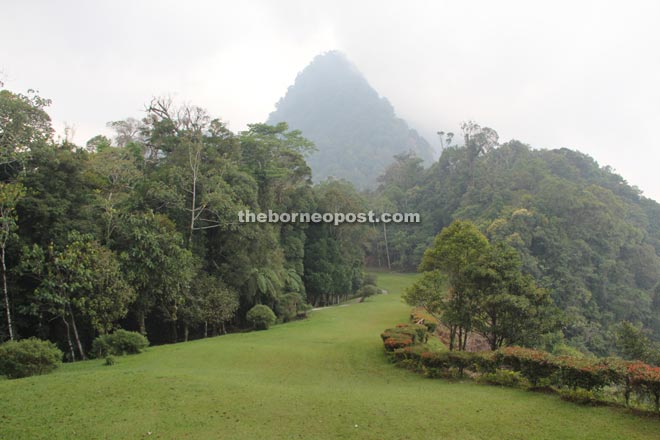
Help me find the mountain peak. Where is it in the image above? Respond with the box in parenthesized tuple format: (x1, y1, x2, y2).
(268, 52, 433, 188)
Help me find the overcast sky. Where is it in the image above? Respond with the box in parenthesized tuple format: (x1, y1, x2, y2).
(2, 0, 659, 200)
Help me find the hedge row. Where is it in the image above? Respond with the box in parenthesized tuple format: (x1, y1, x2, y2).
(380, 323, 428, 351)
(382, 327, 660, 412)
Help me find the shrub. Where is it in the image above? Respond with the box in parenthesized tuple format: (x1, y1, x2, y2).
(626, 361, 660, 411)
(0, 338, 62, 379)
(419, 351, 477, 377)
(495, 346, 558, 386)
(92, 329, 149, 357)
(554, 356, 610, 391)
(104, 356, 115, 366)
(359, 284, 379, 300)
(478, 369, 529, 388)
(381, 323, 428, 345)
(559, 388, 597, 405)
(247, 305, 277, 330)
(275, 292, 307, 322)
(472, 351, 498, 373)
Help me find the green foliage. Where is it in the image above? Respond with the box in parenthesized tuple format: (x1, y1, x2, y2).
(477, 369, 529, 388)
(275, 292, 307, 322)
(363, 272, 377, 286)
(91, 330, 149, 357)
(615, 321, 660, 365)
(104, 356, 115, 366)
(0, 337, 62, 379)
(246, 305, 277, 330)
(559, 388, 597, 405)
(412, 220, 559, 351)
(369, 130, 660, 353)
(359, 284, 379, 300)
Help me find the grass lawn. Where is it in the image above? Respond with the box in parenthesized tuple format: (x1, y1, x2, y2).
(1, 272, 658, 439)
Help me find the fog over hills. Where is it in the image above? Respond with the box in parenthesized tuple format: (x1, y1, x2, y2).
(267, 51, 434, 188)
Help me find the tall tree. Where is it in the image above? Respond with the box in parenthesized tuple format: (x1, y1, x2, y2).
(0, 182, 24, 340)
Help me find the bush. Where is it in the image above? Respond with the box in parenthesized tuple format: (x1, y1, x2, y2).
(0, 338, 62, 379)
(381, 323, 428, 345)
(104, 356, 115, 366)
(419, 351, 476, 377)
(495, 346, 558, 386)
(275, 292, 307, 323)
(478, 369, 529, 388)
(359, 284, 379, 300)
(554, 356, 610, 391)
(247, 305, 277, 330)
(92, 329, 149, 357)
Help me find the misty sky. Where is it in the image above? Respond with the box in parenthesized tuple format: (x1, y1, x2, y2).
(2, 0, 659, 200)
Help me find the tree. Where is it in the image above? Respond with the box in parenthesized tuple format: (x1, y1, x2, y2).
(468, 242, 558, 349)
(416, 220, 558, 350)
(85, 135, 111, 152)
(24, 234, 134, 360)
(114, 211, 195, 339)
(403, 270, 446, 319)
(0, 89, 53, 176)
(615, 321, 660, 364)
(419, 220, 489, 350)
(0, 182, 24, 340)
(179, 273, 239, 340)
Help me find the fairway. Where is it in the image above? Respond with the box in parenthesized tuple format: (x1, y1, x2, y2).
(0, 272, 658, 439)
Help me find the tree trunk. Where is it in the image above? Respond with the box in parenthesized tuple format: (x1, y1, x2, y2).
(221, 321, 226, 335)
(171, 320, 178, 343)
(184, 325, 189, 342)
(62, 315, 76, 362)
(449, 325, 456, 351)
(68, 304, 86, 360)
(1, 244, 13, 340)
(204, 320, 208, 338)
(138, 311, 146, 336)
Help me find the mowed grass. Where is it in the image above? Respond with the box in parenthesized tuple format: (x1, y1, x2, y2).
(1, 272, 659, 439)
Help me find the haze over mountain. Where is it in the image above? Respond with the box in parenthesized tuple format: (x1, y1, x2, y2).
(267, 51, 434, 188)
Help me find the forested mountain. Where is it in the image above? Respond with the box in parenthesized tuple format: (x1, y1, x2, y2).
(369, 124, 660, 355)
(267, 51, 434, 188)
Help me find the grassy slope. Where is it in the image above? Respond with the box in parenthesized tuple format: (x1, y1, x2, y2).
(1, 272, 658, 439)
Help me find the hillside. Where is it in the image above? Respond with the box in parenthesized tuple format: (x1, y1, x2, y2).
(370, 138, 660, 355)
(267, 51, 434, 188)
(1, 273, 657, 440)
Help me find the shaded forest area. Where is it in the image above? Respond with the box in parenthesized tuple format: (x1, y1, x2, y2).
(0, 89, 371, 359)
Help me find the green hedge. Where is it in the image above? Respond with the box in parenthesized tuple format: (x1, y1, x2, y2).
(382, 320, 660, 412)
(380, 323, 429, 351)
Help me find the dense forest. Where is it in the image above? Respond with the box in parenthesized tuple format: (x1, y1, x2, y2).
(368, 123, 660, 355)
(2, 81, 659, 362)
(0, 89, 372, 358)
(267, 51, 434, 188)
